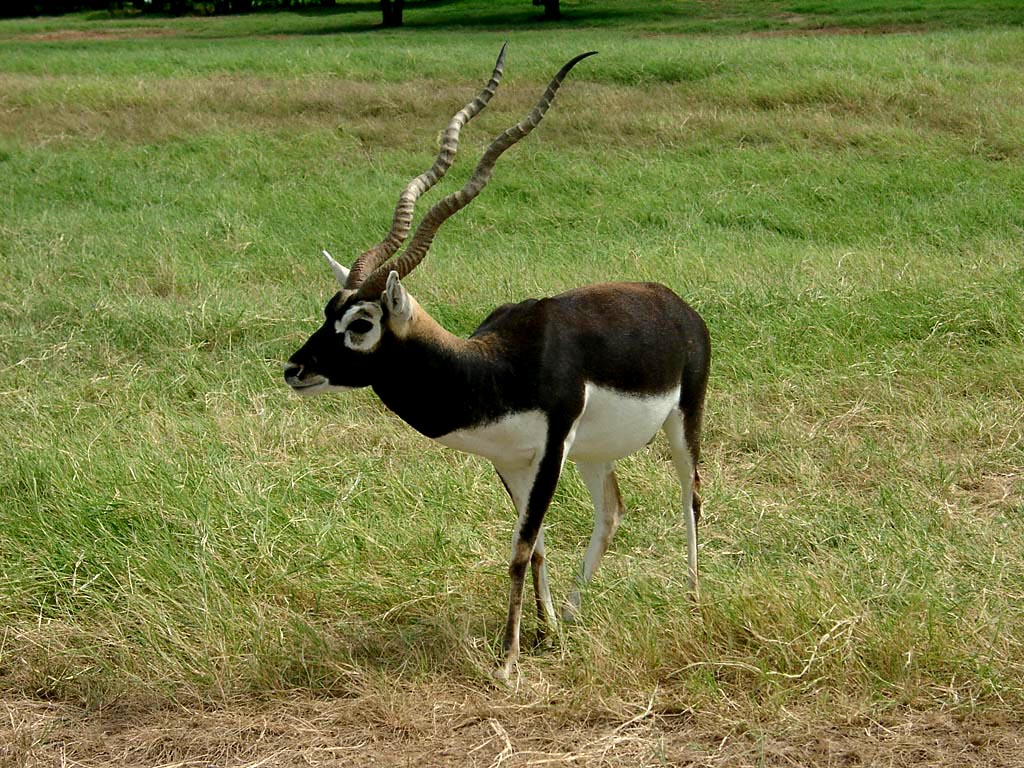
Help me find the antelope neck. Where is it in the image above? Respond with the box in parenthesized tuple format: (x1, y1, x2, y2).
(371, 309, 519, 440)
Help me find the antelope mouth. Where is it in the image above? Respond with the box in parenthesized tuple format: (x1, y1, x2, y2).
(288, 380, 331, 397)
(285, 369, 357, 396)
(284, 366, 330, 395)
(288, 377, 326, 390)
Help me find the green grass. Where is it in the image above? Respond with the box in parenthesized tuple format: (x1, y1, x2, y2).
(1, 0, 1023, 729)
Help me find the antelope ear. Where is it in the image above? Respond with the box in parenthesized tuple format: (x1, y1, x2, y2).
(383, 271, 413, 329)
(323, 250, 350, 287)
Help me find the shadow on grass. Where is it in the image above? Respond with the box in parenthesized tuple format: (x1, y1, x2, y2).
(234, 0, 573, 36)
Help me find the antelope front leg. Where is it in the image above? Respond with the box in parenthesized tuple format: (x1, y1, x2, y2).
(497, 469, 557, 639)
(493, 435, 568, 681)
(496, 530, 534, 681)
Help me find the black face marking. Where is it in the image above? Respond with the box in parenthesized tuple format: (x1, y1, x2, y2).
(286, 293, 383, 390)
(325, 292, 346, 317)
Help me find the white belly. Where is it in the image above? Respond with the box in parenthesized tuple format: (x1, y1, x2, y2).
(568, 384, 680, 462)
(433, 383, 679, 468)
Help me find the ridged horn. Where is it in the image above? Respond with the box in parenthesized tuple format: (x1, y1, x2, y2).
(343, 43, 509, 289)
(357, 51, 598, 298)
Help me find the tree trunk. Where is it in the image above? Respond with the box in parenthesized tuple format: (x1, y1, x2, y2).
(540, 0, 560, 20)
(380, 0, 403, 27)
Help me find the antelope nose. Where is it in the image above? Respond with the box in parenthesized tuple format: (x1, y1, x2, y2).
(284, 362, 302, 382)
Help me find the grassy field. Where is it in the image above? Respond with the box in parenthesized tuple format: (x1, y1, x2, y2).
(2, 1, 1023, 765)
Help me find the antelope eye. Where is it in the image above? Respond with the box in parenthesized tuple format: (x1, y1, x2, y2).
(347, 318, 374, 335)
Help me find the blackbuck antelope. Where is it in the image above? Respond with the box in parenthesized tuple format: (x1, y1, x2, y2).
(284, 47, 710, 680)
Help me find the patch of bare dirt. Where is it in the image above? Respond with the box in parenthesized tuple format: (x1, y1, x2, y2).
(19, 27, 183, 42)
(950, 472, 1023, 516)
(2, 694, 1022, 767)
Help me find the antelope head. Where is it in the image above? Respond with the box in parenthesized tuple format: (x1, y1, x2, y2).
(284, 47, 596, 397)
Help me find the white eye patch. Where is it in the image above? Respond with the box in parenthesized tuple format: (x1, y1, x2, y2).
(335, 303, 383, 351)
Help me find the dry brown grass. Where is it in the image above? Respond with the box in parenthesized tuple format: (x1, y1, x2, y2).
(3, 691, 1023, 767)
(18, 28, 184, 42)
(0, 74, 466, 149)
(3, 57, 1017, 159)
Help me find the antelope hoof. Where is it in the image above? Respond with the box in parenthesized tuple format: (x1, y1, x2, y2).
(561, 595, 581, 624)
(532, 628, 556, 652)
(491, 663, 514, 684)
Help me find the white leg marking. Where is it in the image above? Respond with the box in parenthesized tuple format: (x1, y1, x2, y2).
(663, 408, 699, 600)
(496, 462, 537, 558)
(563, 460, 624, 623)
(531, 527, 558, 630)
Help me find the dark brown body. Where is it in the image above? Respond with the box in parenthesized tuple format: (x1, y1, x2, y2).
(370, 282, 709, 448)
(287, 278, 710, 680)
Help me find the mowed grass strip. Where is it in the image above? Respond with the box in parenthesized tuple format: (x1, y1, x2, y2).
(0, 3, 1022, 726)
